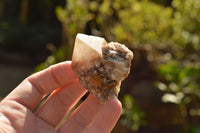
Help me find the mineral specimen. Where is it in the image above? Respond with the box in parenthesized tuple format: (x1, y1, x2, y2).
(71, 33, 133, 102)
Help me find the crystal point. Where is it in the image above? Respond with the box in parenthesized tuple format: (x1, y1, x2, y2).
(71, 33, 133, 102)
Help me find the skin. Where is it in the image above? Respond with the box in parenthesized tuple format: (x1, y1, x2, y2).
(0, 61, 122, 133)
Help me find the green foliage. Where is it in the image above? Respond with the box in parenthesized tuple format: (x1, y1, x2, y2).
(156, 60, 200, 132)
(156, 60, 200, 104)
(86, 0, 173, 48)
(121, 95, 145, 131)
(172, 0, 200, 57)
(112, 0, 173, 47)
(154, 1, 200, 131)
(155, 0, 200, 118)
(56, 0, 92, 36)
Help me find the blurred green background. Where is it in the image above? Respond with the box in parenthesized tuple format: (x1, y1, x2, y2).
(0, 0, 200, 132)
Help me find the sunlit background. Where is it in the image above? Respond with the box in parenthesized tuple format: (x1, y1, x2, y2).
(0, 0, 200, 132)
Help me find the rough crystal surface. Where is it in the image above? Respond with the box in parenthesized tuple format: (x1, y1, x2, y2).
(71, 33, 133, 102)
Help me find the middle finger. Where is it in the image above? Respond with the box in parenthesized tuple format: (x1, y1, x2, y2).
(35, 80, 87, 127)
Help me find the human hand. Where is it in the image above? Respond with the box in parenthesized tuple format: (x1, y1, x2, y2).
(0, 61, 122, 133)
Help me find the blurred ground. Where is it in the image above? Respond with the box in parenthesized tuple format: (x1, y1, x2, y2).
(0, 50, 36, 98)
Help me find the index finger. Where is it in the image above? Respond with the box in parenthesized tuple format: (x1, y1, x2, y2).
(3, 61, 78, 110)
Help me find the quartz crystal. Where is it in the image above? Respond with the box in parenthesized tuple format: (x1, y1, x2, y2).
(71, 33, 133, 102)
